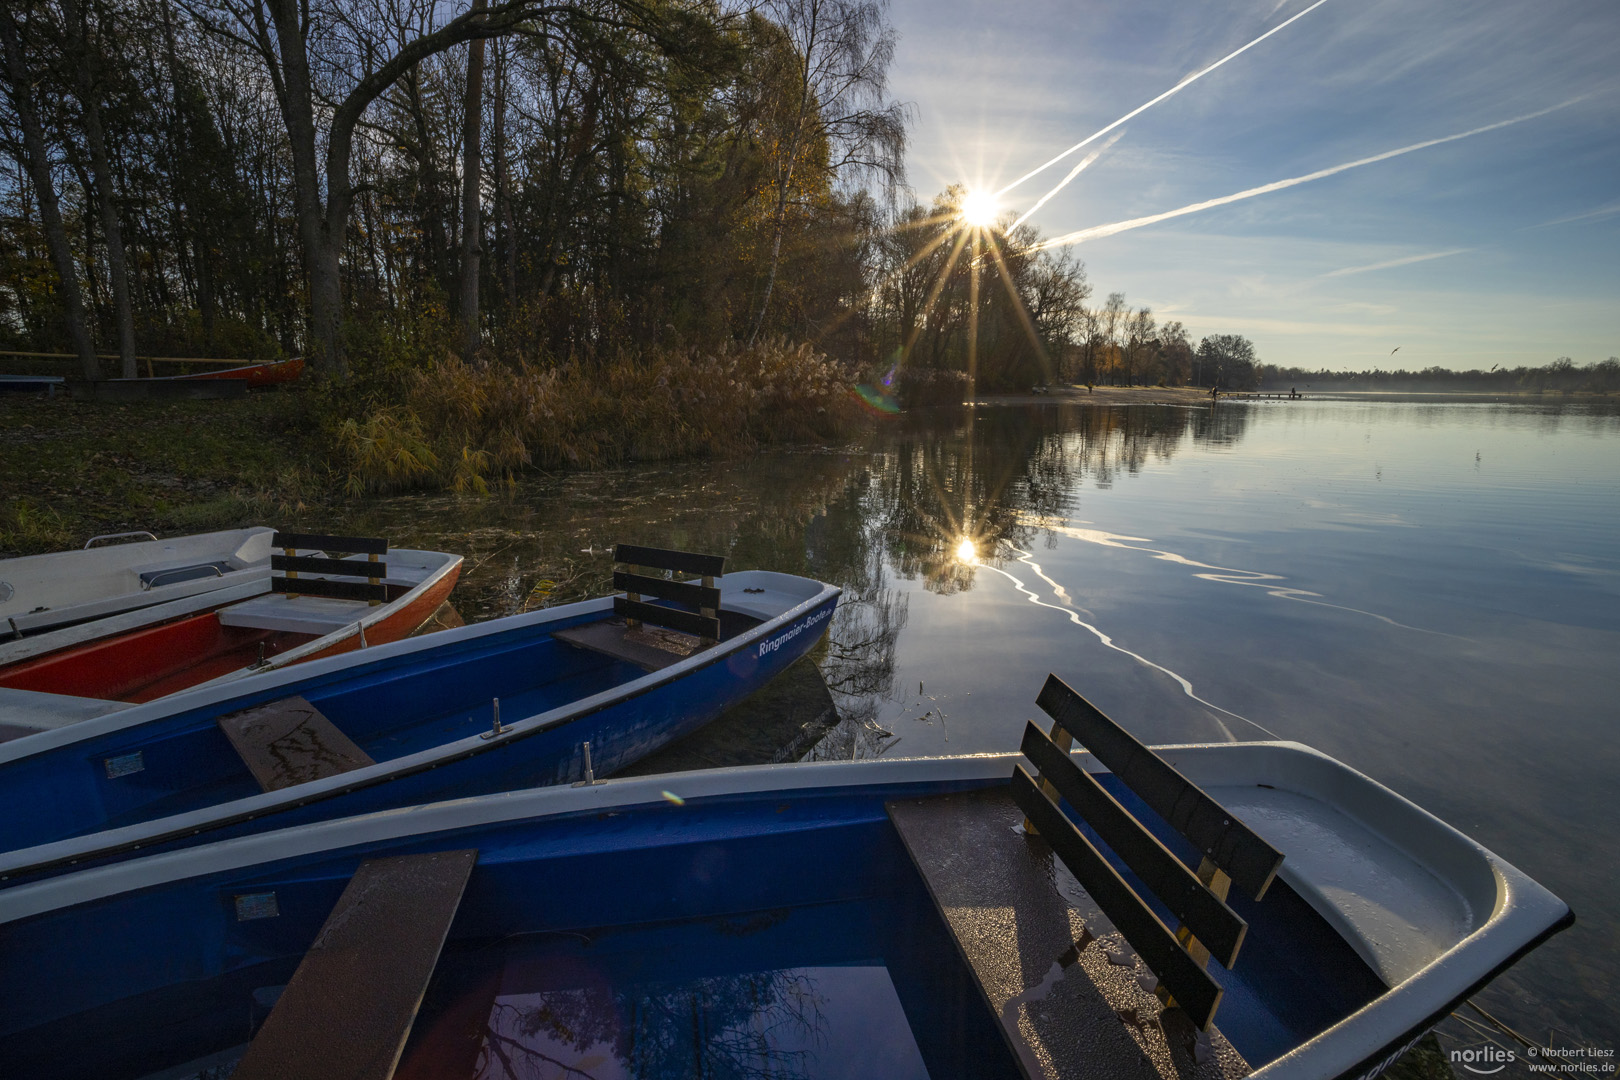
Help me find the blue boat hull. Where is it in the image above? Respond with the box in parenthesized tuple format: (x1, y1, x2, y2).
(0, 574, 838, 880)
(0, 745, 1573, 1080)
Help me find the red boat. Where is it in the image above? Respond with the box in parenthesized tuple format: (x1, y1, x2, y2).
(0, 534, 461, 715)
(170, 355, 303, 388)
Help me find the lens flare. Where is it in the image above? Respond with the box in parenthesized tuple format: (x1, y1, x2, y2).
(960, 190, 999, 227)
(956, 538, 978, 563)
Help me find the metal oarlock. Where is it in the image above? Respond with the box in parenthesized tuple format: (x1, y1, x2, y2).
(573, 740, 607, 786)
(479, 698, 509, 740)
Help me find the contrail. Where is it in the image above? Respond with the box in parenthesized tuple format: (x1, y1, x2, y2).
(1027, 101, 1578, 252)
(995, 0, 1334, 199)
(1008, 132, 1124, 232)
(1322, 247, 1472, 278)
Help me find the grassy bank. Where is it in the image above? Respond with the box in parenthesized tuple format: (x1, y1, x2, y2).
(0, 391, 326, 556)
(0, 340, 866, 557)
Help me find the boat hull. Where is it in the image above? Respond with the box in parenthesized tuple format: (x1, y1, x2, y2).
(0, 527, 274, 645)
(0, 572, 839, 880)
(0, 745, 1569, 1080)
(0, 549, 462, 705)
(171, 355, 303, 387)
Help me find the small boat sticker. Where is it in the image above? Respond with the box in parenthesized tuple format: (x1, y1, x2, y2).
(235, 892, 280, 921)
(757, 605, 831, 659)
(103, 752, 145, 779)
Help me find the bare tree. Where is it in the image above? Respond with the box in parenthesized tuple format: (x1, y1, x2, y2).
(0, 3, 99, 380)
(1159, 319, 1192, 384)
(1097, 291, 1126, 384)
(1124, 304, 1154, 385)
(184, 0, 654, 378)
(458, 0, 487, 357)
(747, 0, 905, 344)
(60, 0, 137, 376)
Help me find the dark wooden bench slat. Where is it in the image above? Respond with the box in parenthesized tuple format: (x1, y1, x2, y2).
(272, 553, 388, 579)
(1011, 765, 1223, 1031)
(1022, 722, 1247, 968)
(1037, 674, 1284, 900)
(217, 695, 376, 793)
(231, 849, 478, 1080)
(613, 543, 726, 578)
(612, 570, 719, 611)
(271, 577, 389, 604)
(613, 596, 719, 641)
(273, 532, 389, 555)
(551, 619, 696, 671)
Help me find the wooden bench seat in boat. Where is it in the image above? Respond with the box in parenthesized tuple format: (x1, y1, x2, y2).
(887, 673, 1285, 1080)
(218, 532, 400, 635)
(231, 849, 478, 1080)
(216, 695, 375, 792)
(552, 544, 727, 671)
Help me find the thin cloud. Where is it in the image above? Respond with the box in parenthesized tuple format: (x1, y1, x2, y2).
(1322, 247, 1473, 278)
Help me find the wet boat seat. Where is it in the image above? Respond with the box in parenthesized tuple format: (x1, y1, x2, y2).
(230, 849, 477, 1080)
(1011, 674, 1285, 1030)
(216, 695, 375, 793)
(219, 532, 391, 635)
(553, 543, 728, 670)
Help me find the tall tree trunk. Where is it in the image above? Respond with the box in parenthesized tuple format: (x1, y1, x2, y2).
(459, 0, 487, 359)
(264, 0, 345, 378)
(62, 0, 136, 377)
(747, 75, 810, 346)
(0, 7, 100, 381)
(492, 38, 515, 308)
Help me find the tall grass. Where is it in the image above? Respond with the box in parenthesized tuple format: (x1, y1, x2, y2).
(339, 340, 864, 495)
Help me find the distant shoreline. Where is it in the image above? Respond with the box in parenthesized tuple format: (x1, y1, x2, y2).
(972, 385, 1620, 406)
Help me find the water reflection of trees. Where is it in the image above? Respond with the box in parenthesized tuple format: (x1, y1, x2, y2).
(868, 405, 1254, 591)
(351, 402, 1252, 758)
(475, 969, 827, 1080)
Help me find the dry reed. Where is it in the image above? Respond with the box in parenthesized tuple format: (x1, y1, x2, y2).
(339, 339, 863, 494)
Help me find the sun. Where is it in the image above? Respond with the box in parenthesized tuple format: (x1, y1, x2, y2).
(959, 189, 999, 228)
(955, 537, 978, 563)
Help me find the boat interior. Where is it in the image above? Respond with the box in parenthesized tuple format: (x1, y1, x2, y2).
(0, 528, 275, 639)
(1, 743, 1413, 1080)
(0, 568, 817, 857)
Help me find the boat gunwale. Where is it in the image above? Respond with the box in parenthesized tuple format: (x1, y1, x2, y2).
(0, 571, 840, 878)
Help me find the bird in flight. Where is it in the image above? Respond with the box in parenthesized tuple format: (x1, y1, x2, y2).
(1389, 346, 1401, 355)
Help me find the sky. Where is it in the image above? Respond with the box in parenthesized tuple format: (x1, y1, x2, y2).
(882, 0, 1620, 372)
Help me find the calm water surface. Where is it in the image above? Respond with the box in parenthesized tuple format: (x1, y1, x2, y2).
(346, 397, 1620, 1056)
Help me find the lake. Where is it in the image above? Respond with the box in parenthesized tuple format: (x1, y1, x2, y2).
(345, 394, 1620, 1057)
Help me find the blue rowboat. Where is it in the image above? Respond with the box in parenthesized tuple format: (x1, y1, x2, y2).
(0, 563, 839, 884)
(0, 723, 1569, 1080)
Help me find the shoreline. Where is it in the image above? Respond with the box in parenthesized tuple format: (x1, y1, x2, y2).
(972, 384, 1620, 406)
